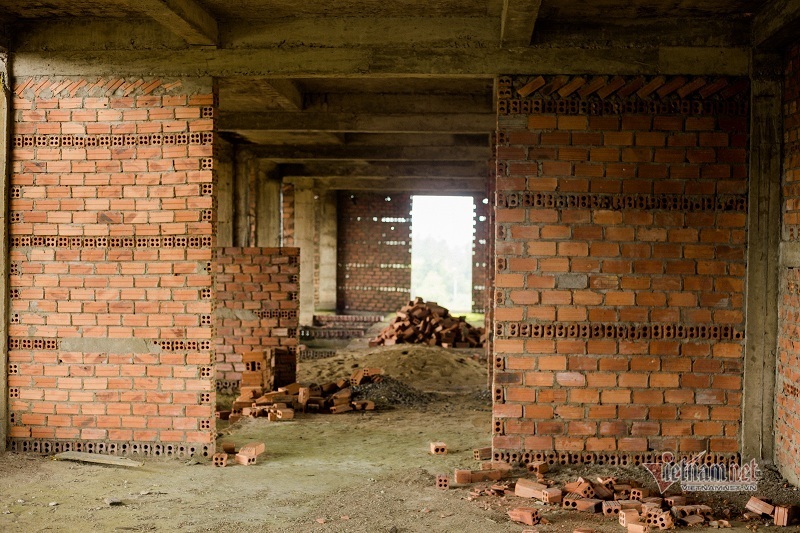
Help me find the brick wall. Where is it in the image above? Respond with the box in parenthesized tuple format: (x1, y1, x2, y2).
(337, 192, 411, 313)
(8, 77, 217, 457)
(777, 45, 800, 485)
(215, 247, 299, 389)
(492, 75, 749, 459)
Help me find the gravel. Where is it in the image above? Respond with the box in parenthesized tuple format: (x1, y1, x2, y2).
(351, 376, 438, 408)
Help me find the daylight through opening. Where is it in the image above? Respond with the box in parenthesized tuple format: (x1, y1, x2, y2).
(410, 195, 475, 313)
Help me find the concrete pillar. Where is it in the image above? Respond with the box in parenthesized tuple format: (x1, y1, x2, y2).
(743, 52, 782, 461)
(317, 189, 337, 311)
(294, 182, 316, 325)
(232, 148, 253, 247)
(0, 54, 10, 451)
(215, 137, 234, 247)
(255, 162, 281, 247)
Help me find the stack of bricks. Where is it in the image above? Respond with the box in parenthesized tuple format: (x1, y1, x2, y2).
(778, 43, 800, 486)
(8, 76, 217, 456)
(241, 348, 296, 392)
(493, 74, 749, 458)
(336, 192, 411, 313)
(215, 247, 299, 388)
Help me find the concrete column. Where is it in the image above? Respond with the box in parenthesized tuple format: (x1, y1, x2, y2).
(294, 182, 316, 325)
(743, 52, 782, 461)
(255, 162, 281, 247)
(317, 189, 338, 311)
(232, 148, 253, 247)
(0, 54, 10, 451)
(215, 137, 234, 247)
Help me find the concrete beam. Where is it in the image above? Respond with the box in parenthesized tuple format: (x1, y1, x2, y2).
(279, 161, 487, 179)
(743, 52, 782, 462)
(341, 133, 489, 147)
(223, 17, 500, 49)
(0, 53, 10, 452)
(139, 0, 218, 46)
(13, 17, 745, 52)
(219, 112, 495, 134)
(753, 0, 800, 50)
(12, 45, 750, 77)
(262, 80, 304, 111)
(286, 176, 485, 193)
(249, 144, 490, 162)
(501, 0, 542, 47)
(533, 17, 750, 48)
(306, 94, 493, 115)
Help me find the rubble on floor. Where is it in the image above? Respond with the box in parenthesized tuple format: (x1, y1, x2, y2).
(212, 441, 266, 467)
(369, 297, 486, 348)
(436, 454, 800, 529)
(216, 354, 382, 424)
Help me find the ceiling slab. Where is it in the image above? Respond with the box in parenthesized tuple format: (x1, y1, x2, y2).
(538, 0, 760, 21)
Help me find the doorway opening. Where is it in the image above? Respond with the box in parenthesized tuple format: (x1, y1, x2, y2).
(410, 195, 475, 314)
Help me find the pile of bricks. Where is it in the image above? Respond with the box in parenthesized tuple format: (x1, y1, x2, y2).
(370, 298, 486, 348)
(218, 367, 381, 422)
(211, 441, 265, 467)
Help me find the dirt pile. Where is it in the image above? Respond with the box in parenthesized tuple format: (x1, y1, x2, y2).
(297, 344, 487, 393)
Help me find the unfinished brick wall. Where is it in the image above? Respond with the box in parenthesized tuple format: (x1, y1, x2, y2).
(215, 247, 299, 389)
(493, 75, 749, 459)
(473, 194, 489, 313)
(337, 192, 411, 313)
(8, 77, 217, 457)
(777, 45, 800, 485)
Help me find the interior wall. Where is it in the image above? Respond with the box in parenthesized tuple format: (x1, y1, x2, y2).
(215, 247, 299, 390)
(777, 43, 800, 486)
(8, 77, 217, 457)
(492, 74, 749, 459)
(336, 191, 411, 313)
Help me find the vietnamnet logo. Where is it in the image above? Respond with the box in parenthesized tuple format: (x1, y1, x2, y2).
(642, 451, 760, 493)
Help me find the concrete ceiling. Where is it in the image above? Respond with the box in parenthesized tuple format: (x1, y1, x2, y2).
(5, 0, 798, 194)
(538, 0, 761, 21)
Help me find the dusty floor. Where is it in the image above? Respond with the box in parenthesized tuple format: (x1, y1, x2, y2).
(1, 345, 799, 532)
